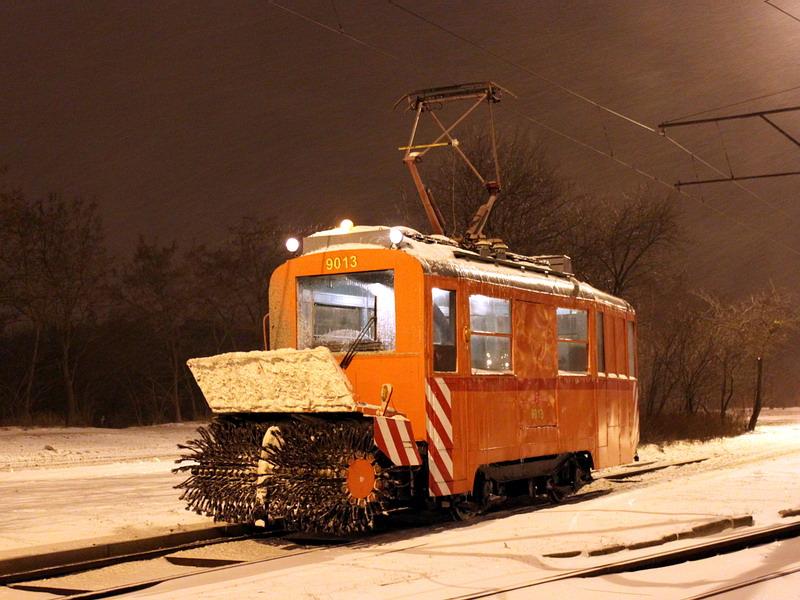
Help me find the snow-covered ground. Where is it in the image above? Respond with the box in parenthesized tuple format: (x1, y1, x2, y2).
(0, 422, 209, 556)
(0, 422, 202, 471)
(1, 409, 799, 598)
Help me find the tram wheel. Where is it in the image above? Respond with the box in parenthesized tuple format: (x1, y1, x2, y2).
(452, 476, 493, 521)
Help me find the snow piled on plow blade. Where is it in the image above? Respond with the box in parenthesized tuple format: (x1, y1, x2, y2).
(187, 346, 357, 413)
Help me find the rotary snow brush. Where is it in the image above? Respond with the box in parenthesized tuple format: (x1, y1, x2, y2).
(174, 346, 407, 533)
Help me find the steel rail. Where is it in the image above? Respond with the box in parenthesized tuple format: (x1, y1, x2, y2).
(55, 537, 354, 600)
(0, 526, 266, 587)
(10, 507, 796, 599)
(0, 460, 693, 592)
(2, 494, 599, 598)
(23, 517, 800, 600)
(598, 458, 708, 481)
(683, 563, 800, 599)
(447, 520, 800, 600)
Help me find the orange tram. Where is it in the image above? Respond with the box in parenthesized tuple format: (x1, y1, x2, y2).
(267, 223, 639, 515)
(178, 82, 639, 532)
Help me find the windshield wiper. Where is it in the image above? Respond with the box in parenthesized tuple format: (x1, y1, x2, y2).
(340, 315, 377, 370)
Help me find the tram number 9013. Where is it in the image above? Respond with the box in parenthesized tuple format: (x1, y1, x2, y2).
(324, 255, 358, 271)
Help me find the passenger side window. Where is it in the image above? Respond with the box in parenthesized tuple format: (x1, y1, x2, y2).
(469, 295, 512, 373)
(432, 288, 457, 372)
(627, 320, 636, 377)
(596, 312, 606, 374)
(557, 308, 588, 374)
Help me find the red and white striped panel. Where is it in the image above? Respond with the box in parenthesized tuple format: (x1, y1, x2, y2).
(373, 415, 422, 467)
(425, 377, 454, 496)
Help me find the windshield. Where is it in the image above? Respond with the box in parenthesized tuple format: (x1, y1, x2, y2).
(296, 270, 396, 352)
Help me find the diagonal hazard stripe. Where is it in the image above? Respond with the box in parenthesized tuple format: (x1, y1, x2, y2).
(426, 380, 453, 448)
(426, 419, 453, 481)
(427, 451, 451, 496)
(396, 419, 422, 466)
(375, 417, 402, 465)
(374, 416, 422, 467)
(426, 376, 454, 496)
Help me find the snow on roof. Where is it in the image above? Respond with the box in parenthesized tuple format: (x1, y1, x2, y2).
(301, 225, 632, 311)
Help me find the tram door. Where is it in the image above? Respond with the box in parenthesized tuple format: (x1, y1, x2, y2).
(514, 301, 559, 454)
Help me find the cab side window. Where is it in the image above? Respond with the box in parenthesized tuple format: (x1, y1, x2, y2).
(469, 295, 512, 373)
(432, 288, 457, 372)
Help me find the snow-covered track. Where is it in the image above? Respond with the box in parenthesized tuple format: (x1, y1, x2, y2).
(0, 524, 258, 586)
(446, 520, 800, 599)
(598, 457, 708, 480)
(1, 497, 597, 599)
(13, 518, 800, 600)
(9, 536, 352, 600)
(682, 564, 800, 599)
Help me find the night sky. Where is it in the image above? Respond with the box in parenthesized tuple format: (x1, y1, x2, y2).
(2, 1, 799, 294)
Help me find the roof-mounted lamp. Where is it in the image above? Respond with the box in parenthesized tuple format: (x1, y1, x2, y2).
(389, 227, 404, 247)
(285, 237, 300, 253)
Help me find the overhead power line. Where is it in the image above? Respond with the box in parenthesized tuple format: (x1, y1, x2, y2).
(387, 0, 800, 224)
(764, 0, 800, 24)
(660, 105, 800, 129)
(510, 108, 800, 258)
(268, 0, 399, 60)
(664, 84, 800, 123)
(264, 0, 800, 256)
(386, 0, 657, 134)
(661, 105, 800, 188)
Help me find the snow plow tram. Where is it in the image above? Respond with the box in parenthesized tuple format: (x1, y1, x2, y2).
(175, 82, 639, 534)
(176, 223, 639, 533)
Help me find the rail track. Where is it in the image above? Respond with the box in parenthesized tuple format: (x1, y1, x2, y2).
(0, 525, 260, 587)
(682, 563, 800, 599)
(6, 457, 778, 600)
(0, 488, 608, 599)
(447, 520, 800, 600)
(5, 528, 357, 599)
(0, 483, 619, 594)
(8, 517, 800, 600)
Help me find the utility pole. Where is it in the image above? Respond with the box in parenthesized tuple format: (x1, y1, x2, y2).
(748, 356, 764, 431)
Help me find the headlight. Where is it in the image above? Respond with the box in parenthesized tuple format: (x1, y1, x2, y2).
(389, 227, 404, 246)
(285, 237, 300, 253)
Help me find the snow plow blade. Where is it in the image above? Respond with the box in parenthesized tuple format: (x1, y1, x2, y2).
(187, 346, 357, 413)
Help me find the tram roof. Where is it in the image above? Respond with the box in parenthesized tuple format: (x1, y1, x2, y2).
(302, 225, 633, 312)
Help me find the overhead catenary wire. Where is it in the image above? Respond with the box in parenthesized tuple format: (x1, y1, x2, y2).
(386, 1, 800, 224)
(262, 0, 800, 256)
(764, 0, 800, 24)
(511, 107, 800, 258)
(661, 133, 798, 220)
(267, 0, 399, 60)
(715, 121, 736, 179)
(664, 84, 800, 124)
(387, 0, 658, 135)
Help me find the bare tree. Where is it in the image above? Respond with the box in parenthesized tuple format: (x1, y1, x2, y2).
(0, 189, 47, 421)
(736, 288, 799, 429)
(119, 238, 192, 422)
(187, 217, 302, 351)
(695, 288, 798, 427)
(570, 186, 681, 298)
(0, 192, 108, 425)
